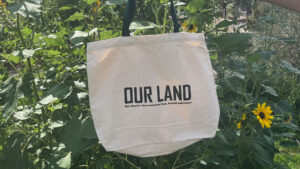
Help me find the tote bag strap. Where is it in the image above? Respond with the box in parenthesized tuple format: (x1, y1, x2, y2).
(122, 0, 179, 36)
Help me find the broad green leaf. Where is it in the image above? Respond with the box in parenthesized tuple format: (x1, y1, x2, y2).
(56, 152, 71, 169)
(74, 81, 86, 88)
(100, 30, 121, 40)
(44, 34, 65, 47)
(1, 51, 20, 64)
(261, 84, 278, 97)
(215, 33, 252, 54)
(249, 136, 274, 166)
(49, 120, 65, 130)
(89, 28, 98, 35)
(64, 119, 82, 154)
(281, 60, 300, 74)
(77, 92, 88, 102)
(246, 53, 261, 64)
(69, 31, 88, 46)
(59, 5, 74, 11)
(84, 0, 98, 5)
(80, 118, 98, 139)
(7, 0, 41, 19)
(0, 77, 23, 120)
(215, 20, 237, 29)
(210, 53, 218, 60)
(46, 50, 61, 56)
(186, 0, 205, 13)
(14, 109, 32, 120)
(105, 0, 127, 5)
(65, 12, 85, 22)
(22, 49, 35, 59)
(37, 84, 72, 108)
(129, 21, 159, 30)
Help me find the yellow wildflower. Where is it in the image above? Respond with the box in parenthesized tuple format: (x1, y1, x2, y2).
(252, 102, 274, 128)
(181, 20, 198, 33)
(0, 0, 7, 8)
(285, 115, 292, 124)
(237, 113, 246, 129)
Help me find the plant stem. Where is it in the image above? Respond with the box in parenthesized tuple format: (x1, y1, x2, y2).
(16, 14, 46, 123)
(162, 0, 169, 34)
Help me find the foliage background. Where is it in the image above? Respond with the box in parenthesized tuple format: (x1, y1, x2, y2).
(0, 0, 299, 169)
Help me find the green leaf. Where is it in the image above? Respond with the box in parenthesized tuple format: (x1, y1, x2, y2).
(105, 0, 127, 5)
(64, 119, 82, 154)
(100, 30, 121, 40)
(246, 53, 261, 64)
(65, 12, 85, 22)
(37, 84, 72, 108)
(22, 49, 35, 59)
(49, 120, 65, 130)
(69, 31, 88, 46)
(80, 118, 98, 139)
(186, 0, 205, 13)
(59, 5, 74, 11)
(129, 21, 159, 30)
(215, 20, 237, 29)
(281, 60, 300, 75)
(249, 136, 275, 166)
(44, 34, 66, 47)
(13, 109, 32, 120)
(84, 0, 98, 5)
(0, 77, 23, 120)
(261, 84, 278, 97)
(56, 152, 71, 169)
(210, 53, 218, 60)
(1, 51, 20, 64)
(215, 33, 252, 55)
(7, 0, 41, 19)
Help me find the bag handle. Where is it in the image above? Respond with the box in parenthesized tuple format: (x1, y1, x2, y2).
(122, 0, 179, 36)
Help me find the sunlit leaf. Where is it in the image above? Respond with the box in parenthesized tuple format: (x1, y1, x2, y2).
(65, 12, 85, 22)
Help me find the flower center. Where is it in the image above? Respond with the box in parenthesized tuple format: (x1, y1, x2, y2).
(259, 112, 265, 119)
(188, 25, 194, 30)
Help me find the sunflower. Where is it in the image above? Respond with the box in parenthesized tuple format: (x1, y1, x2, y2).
(0, 0, 7, 8)
(252, 102, 274, 128)
(237, 113, 246, 129)
(181, 20, 198, 33)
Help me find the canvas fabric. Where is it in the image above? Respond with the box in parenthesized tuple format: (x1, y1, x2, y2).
(87, 32, 220, 157)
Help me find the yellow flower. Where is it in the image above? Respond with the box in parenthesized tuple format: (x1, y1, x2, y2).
(237, 113, 246, 129)
(97, 0, 101, 8)
(181, 20, 198, 33)
(0, 0, 7, 8)
(285, 115, 292, 124)
(252, 102, 274, 128)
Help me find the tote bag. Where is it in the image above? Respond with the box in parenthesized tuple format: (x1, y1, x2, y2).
(87, 0, 220, 157)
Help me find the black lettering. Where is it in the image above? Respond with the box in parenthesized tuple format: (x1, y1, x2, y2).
(124, 87, 133, 104)
(173, 85, 182, 101)
(144, 86, 153, 103)
(164, 85, 172, 101)
(157, 86, 164, 102)
(183, 85, 191, 100)
(134, 87, 143, 103)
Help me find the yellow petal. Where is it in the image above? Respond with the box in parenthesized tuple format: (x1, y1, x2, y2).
(266, 115, 274, 120)
(260, 120, 265, 128)
(261, 102, 266, 111)
(242, 113, 246, 120)
(181, 20, 188, 29)
(264, 121, 271, 128)
(237, 122, 242, 129)
(252, 110, 259, 115)
(257, 103, 261, 110)
(265, 119, 272, 124)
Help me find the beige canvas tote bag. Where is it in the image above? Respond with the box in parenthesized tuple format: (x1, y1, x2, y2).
(87, 0, 220, 157)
